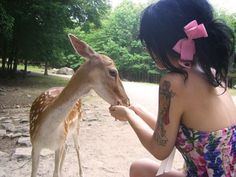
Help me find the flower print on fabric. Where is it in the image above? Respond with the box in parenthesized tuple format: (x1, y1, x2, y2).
(176, 124, 236, 177)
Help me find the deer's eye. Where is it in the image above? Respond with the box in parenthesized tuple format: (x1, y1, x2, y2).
(109, 69, 117, 78)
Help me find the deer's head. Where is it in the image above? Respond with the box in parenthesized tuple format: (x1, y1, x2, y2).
(68, 34, 130, 106)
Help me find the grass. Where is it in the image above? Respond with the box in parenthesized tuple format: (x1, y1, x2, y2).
(17, 64, 44, 73)
(0, 70, 70, 108)
(26, 74, 69, 88)
(229, 72, 236, 78)
(4, 64, 69, 89)
(229, 89, 236, 96)
(0, 72, 69, 89)
(2, 63, 236, 96)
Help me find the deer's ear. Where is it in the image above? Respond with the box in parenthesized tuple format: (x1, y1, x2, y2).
(68, 33, 97, 60)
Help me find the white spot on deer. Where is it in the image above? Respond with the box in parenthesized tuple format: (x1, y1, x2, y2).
(33, 114, 39, 120)
(42, 106, 48, 112)
(31, 125, 34, 131)
(32, 116, 37, 121)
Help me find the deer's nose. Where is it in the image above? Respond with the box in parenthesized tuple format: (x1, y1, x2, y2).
(117, 100, 122, 105)
(122, 98, 130, 107)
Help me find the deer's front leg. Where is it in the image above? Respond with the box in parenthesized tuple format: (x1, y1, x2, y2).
(59, 144, 67, 176)
(72, 120, 83, 177)
(31, 147, 41, 177)
(53, 145, 65, 177)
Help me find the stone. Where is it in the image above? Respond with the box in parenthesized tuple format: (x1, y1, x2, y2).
(14, 147, 54, 159)
(21, 133, 30, 137)
(14, 147, 32, 158)
(21, 127, 29, 133)
(51, 68, 59, 74)
(0, 117, 8, 121)
(0, 129, 6, 137)
(20, 119, 29, 124)
(2, 119, 12, 124)
(5, 133, 22, 138)
(17, 137, 31, 146)
(56, 67, 74, 75)
(1, 123, 15, 132)
(0, 170, 7, 177)
(0, 151, 9, 158)
(0, 92, 6, 96)
(0, 88, 6, 92)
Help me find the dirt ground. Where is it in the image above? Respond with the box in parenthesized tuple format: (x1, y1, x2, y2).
(0, 74, 235, 177)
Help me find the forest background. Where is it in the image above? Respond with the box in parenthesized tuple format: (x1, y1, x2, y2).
(0, 0, 236, 85)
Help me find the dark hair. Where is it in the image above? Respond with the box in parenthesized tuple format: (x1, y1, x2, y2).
(139, 0, 235, 88)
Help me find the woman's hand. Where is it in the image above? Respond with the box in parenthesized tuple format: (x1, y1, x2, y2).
(109, 105, 135, 121)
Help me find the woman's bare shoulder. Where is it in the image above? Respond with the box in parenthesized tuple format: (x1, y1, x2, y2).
(160, 72, 186, 93)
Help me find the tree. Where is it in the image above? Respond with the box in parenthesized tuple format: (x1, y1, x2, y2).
(0, 0, 110, 76)
(0, 3, 14, 72)
(216, 11, 236, 87)
(68, 0, 161, 82)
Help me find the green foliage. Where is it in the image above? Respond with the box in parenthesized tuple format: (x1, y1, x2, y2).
(1, 0, 235, 84)
(67, 0, 160, 82)
(17, 64, 43, 73)
(62, 54, 83, 69)
(0, 0, 110, 75)
(0, 4, 14, 39)
(215, 12, 236, 51)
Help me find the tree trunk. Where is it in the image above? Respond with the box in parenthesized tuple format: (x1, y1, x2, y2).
(2, 43, 7, 72)
(7, 56, 13, 71)
(228, 77, 233, 88)
(12, 43, 19, 74)
(13, 57, 18, 73)
(1, 57, 6, 71)
(24, 59, 28, 75)
(44, 60, 48, 75)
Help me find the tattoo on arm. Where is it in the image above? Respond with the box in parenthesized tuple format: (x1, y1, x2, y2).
(154, 80, 175, 146)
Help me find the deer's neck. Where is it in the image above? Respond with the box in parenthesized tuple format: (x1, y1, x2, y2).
(46, 67, 90, 125)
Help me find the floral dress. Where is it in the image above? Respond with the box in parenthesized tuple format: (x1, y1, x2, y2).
(175, 124, 236, 177)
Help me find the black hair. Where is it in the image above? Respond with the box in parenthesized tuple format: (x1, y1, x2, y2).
(139, 0, 235, 89)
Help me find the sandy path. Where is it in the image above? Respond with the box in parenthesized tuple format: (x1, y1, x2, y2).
(71, 81, 184, 177)
(1, 81, 235, 177)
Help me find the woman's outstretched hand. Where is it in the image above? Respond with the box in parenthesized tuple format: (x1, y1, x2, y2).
(109, 105, 135, 121)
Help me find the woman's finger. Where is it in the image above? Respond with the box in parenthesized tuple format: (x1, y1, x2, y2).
(109, 106, 116, 111)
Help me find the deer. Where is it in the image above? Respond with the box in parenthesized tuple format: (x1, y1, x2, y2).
(29, 34, 130, 177)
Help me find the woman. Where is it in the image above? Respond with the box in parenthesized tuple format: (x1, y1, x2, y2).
(109, 0, 236, 176)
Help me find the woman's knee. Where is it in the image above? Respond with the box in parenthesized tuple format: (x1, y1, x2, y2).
(129, 158, 159, 177)
(130, 159, 145, 177)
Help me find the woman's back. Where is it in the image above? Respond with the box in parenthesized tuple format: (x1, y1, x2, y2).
(170, 68, 236, 176)
(111, 0, 236, 176)
(180, 69, 236, 132)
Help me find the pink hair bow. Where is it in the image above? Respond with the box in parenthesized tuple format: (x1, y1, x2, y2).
(172, 20, 208, 68)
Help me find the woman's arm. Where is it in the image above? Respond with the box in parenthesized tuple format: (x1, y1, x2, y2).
(110, 74, 184, 160)
(129, 104, 157, 130)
